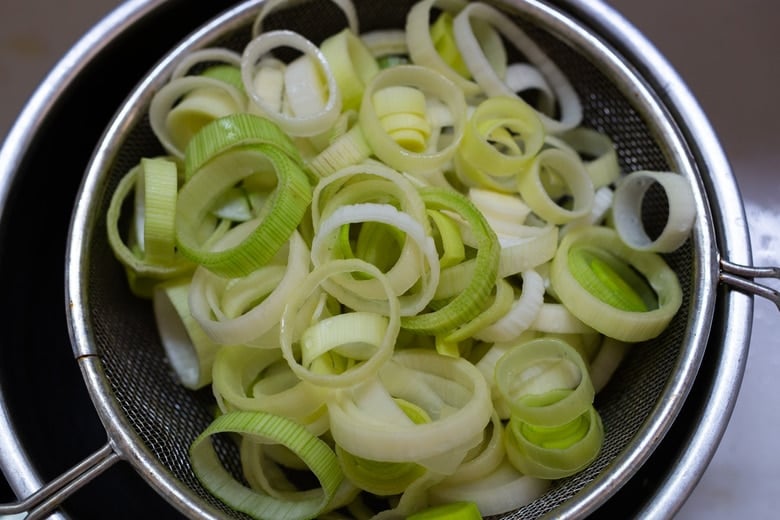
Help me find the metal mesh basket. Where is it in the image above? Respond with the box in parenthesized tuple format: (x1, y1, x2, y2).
(37, 0, 744, 518)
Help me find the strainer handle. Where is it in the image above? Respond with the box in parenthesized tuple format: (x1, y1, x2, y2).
(0, 442, 119, 520)
(720, 259, 780, 311)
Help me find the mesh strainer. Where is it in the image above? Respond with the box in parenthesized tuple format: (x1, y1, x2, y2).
(2, 0, 778, 518)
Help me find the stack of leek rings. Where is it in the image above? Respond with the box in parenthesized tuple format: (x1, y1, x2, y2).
(106, 0, 695, 518)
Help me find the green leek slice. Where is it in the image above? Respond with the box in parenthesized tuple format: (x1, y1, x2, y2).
(190, 411, 343, 520)
(551, 225, 682, 342)
(401, 187, 499, 335)
(504, 406, 604, 480)
(176, 144, 312, 278)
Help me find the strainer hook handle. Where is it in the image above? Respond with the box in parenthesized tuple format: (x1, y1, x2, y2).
(720, 259, 780, 311)
(0, 442, 119, 520)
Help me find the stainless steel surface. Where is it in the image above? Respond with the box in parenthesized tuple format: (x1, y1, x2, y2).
(604, 1, 780, 517)
(2, 0, 778, 518)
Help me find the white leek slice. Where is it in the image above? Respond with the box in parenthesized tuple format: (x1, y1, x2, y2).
(279, 258, 401, 388)
(149, 76, 246, 159)
(153, 277, 220, 390)
(494, 337, 594, 427)
(327, 349, 492, 464)
(517, 148, 594, 225)
(437, 412, 505, 486)
(497, 225, 559, 276)
(453, 2, 583, 133)
(170, 47, 242, 80)
(612, 170, 696, 253)
(212, 344, 326, 426)
(589, 337, 630, 393)
(406, 0, 507, 98)
(560, 185, 614, 237)
(248, 57, 286, 115)
(458, 96, 545, 181)
(505, 406, 603, 480)
(321, 28, 380, 111)
(242, 30, 342, 137)
(284, 55, 328, 120)
(311, 203, 440, 316)
(549, 127, 621, 189)
(474, 270, 545, 343)
(188, 230, 309, 346)
(311, 160, 428, 229)
(190, 411, 343, 520)
(361, 29, 409, 59)
(504, 63, 555, 117)
(428, 460, 550, 517)
(300, 311, 388, 367)
(308, 125, 373, 178)
(530, 303, 596, 335)
(251, 0, 359, 38)
(468, 188, 532, 235)
(359, 65, 467, 175)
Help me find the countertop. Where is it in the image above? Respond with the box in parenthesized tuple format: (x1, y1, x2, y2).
(1, 0, 778, 518)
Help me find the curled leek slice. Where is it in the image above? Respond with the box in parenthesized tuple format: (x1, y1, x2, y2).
(307, 125, 372, 178)
(361, 29, 409, 60)
(406, 0, 506, 97)
(311, 160, 428, 229)
(504, 405, 604, 480)
(149, 75, 246, 159)
(251, 0, 359, 38)
(530, 303, 596, 335)
(453, 2, 582, 133)
(170, 47, 243, 81)
(336, 442, 426, 496)
(437, 411, 505, 486)
(612, 170, 696, 253)
(212, 345, 327, 430)
(176, 144, 312, 279)
(140, 157, 178, 265)
(327, 349, 492, 465)
(457, 96, 545, 181)
(551, 225, 682, 342)
(548, 127, 621, 189)
(494, 337, 595, 427)
(188, 230, 310, 346)
(310, 202, 440, 316)
(153, 277, 220, 390)
(190, 411, 343, 520)
(183, 113, 304, 181)
(279, 258, 401, 388)
(474, 270, 546, 343)
(242, 30, 342, 137)
(359, 65, 467, 175)
(517, 148, 594, 225)
(106, 162, 194, 297)
(321, 28, 380, 111)
(428, 460, 550, 517)
(401, 188, 499, 335)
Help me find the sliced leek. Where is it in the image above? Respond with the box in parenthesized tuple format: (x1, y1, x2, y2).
(105, 3, 700, 518)
(551, 225, 682, 341)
